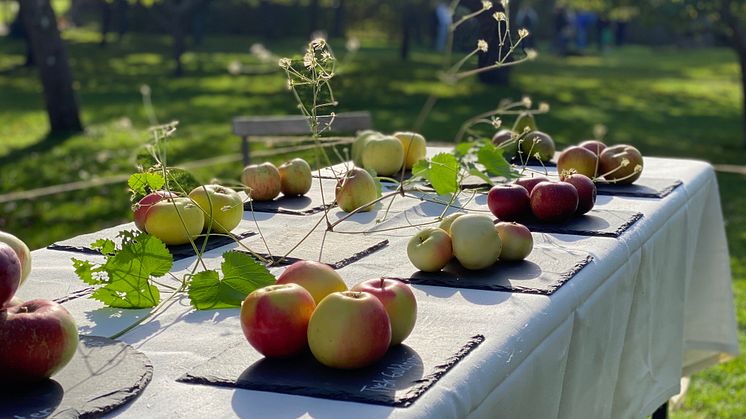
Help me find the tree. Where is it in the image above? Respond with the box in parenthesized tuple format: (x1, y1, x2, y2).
(20, 0, 84, 134)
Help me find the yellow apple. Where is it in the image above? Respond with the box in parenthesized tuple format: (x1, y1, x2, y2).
(407, 228, 452, 272)
(361, 135, 404, 177)
(335, 168, 379, 213)
(449, 214, 502, 270)
(145, 198, 205, 245)
(278, 158, 313, 196)
(188, 185, 244, 234)
(393, 131, 427, 169)
(275, 260, 348, 305)
(351, 130, 383, 167)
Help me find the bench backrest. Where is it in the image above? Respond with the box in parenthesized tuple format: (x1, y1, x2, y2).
(232, 111, 372, 166)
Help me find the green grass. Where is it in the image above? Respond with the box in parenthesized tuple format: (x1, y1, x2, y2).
(0, 29, 744, 417)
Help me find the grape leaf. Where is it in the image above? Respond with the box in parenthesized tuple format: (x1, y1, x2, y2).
(468, 167, 494, 186)
(188, 251, 275, 310)
(91, 238, 116, 256)
(477, 143, 515, 179)
(128, 172, 165, 196)
(72, 231, 174, 309)
(411, 153, 460, 195)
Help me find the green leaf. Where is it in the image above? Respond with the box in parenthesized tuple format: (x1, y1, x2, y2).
(477, 143, 515, 179)
(468, 167, 494, 186)
(188, 251, 275, 310)
(454, 141, 476, 158)
(128, 172, 165, 196)
(429, 153, 460, 195)
(72, 258, 100, 285)
(91, 238, 116, 256)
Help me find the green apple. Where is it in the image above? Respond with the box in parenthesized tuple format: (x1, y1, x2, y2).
(513, 112, 537, 134)
(495, 222, 533, 261)
(352, 278, 417, 346)
(361, 135, 405, 177)
(278, 158, 312, 196)
(0, 231, 32, 286)
(351, 130, 382, 167)
(188, 184, 243, 234)
(599, 144, 644, 184)
(449, 214, 502, 270)
(241, 162, 281, 201)
(335, 168, 379, 213)
(275, 260, 348, 305)
(144, 197, 205, 246)
(407, 228, 452, 272)
(557, 145, 598, 178)
(492, 129, 518, 159)
(438, 213, 465, 235)
(307, 291, 391, 369)
(519, 131, 556, 163)
(393, 131, 427, 169)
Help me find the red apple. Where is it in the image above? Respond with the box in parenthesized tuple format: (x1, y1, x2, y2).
(352, 278, 417, 346)
(495, 222, 534, 261)
(530, 181, 579, 223)
(557, 145, 598, 178)
(599, 144, 644, 184)
(561, 173, 597, 215)
(307, 291, 391, 369)
(0, 243, 21, 308)
(279, 158, 313, 196)
(0, 231, 32, 286)
(241, 162, 282, 201)
(487, 184, 530, 221)
(240, 283, 316, 358)
(515, 175, 550, 195)
(133, 190, 177, 232)
(0, 299, 79, 384)
(579, 140, 607, 156)
(407, 228, 452, 272)
(275, 260, 348, 305)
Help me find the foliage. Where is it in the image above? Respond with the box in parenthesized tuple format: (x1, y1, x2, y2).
(188, 251, 275, 309)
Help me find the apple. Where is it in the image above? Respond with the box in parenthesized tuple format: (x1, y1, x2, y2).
(557, 145, 598, 178)
(487, 184, 531, 221)
(449, 214, 502, 270)
(513, 112, 537, 134)
(393, 131, 427, 169)
(407, 228, 452, 272)
(438, 213, 465, 234)
(133, 190, 177, 232)
(530, 181, 579, 222)
(515, 175, 551, 195)
(351, 130, 382, 167)
(188, 185, 243, 234)
(599, 144, 644, 184)
(144, 197, 205, 245)
(561, 173, 597, 215)
(495, 222, 533, 261)
(519, 131, 556, 162)
(241, 162, 282, 201)
(275, 260, 348, 305)
(352, 278, 417, 346)
(0, 231, 32, 286)
(307, 291, 391, 369)
(579, 139, 607, 156)
(492, 129, 518, 159)
(240, 283, 316, 358)
(0, 244, 21, 308)
(335, 168, 379, 213)
(279, 158, 313, 196)
(0, 299, 79, 384)
(361, 135, 404, 177)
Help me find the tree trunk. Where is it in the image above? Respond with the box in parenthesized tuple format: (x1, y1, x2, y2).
(740, 49, 746, 148)
(400, 8, 411, 60)
(100, 0, 112, 46)
(20, 0, 83, 134)
(332, 0, 345, 38)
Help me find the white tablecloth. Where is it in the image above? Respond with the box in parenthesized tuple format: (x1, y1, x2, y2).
(18, 151, 739, 418)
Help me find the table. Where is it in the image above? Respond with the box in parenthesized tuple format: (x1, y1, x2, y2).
(18, 150, 739, 418)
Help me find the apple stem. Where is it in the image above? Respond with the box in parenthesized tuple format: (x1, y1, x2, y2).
(380, 277, 384, 288)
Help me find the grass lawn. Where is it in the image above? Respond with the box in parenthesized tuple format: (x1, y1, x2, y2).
(0, 29, 744, 417)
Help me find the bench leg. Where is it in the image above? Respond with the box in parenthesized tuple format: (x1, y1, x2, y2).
(242, 136, 250, 167)
(652, 401, 668, 419)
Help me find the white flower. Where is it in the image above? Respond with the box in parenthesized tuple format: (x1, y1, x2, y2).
(303, 51, 316, 69)
(501, 0, 510, 9)
(477, 39, 489, 52)
(286, 79, 294, 90)
(493, 12, 507, 21)
(525, 49, 538, 60)
(522, 96, 532, 108)
(490, 117, 502, 128)
(227, 61, 242, 75)
(321, 50, 333, 63)
(634, 164, 643, 173)
(538, 102, 550, 112)
(620, 158, 630, 167)
(482, 1, 493, 10)
(518, 28, 529, 38)
(346, 37, 360, 52)
(311, 38, 326, 50)
(278, 57, 292, 69)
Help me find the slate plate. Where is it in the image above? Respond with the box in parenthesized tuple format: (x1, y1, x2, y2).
(386, 245, 593, 295)
(595, 178, 682, 199)
(516, 209, 643, 238)
(178, 332, 484, 408)
(0, 335, 153, 418)
(48, 225, 256, 261)
(241, 178, 338, 215)
(241, 229, 388, 268)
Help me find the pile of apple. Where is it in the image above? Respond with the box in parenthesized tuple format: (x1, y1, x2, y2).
(351, 131, 427, 177)
(557, 140, 644, 185)
(240, 260, 417, 369)
(0, 231, 80, 385)
(407, 213, 533, 272)
(133, 183, 244, 245)
(241, 157, 313, 202)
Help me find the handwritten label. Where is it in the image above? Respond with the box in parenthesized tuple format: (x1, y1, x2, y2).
(359, 354, 420, 394)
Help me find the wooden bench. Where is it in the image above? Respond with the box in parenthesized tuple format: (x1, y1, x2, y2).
(232, 111, 373, 166)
